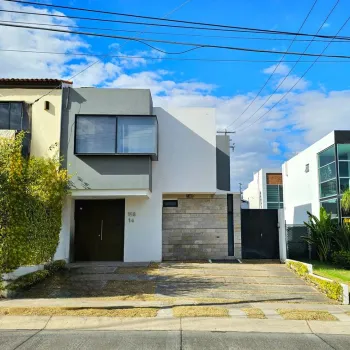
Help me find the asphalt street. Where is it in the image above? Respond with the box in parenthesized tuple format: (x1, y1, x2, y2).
(1, 330, 350, 350)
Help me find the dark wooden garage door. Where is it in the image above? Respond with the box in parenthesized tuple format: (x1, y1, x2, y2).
(74, 199, 125, 261)
(241, 209, 279, 259)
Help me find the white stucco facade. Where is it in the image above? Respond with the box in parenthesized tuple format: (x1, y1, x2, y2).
(282, 131, 335, 225)
(243, 168, 282, 209)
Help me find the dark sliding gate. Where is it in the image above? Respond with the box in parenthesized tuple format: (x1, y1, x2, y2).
(241, 209, 279, 259)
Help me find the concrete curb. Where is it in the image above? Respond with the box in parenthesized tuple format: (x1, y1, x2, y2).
(0, 316, 350, 334)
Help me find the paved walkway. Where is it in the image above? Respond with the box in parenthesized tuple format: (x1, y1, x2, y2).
(11, 261, 331, 303)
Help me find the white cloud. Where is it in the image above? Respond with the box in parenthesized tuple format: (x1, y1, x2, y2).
(263, 63, 290, 75)
(276, 75, 309, 91)
(322, 22, 330, 28)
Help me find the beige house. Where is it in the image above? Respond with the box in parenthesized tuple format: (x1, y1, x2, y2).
(0, 78, 72, 157)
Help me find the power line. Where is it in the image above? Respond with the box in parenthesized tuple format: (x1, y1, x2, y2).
(1, 22, 350, 59)
(0, 8, 281, 35)
(2, 48, 350, 63)
(238, 16, 350, 132)
(4, 0, 350, 40)
(225, 0, 319, 130)
(234, 0, 342, 131)
(1, 7, 350, 41)
(1, 19, 350, 43)
(30, 0, 194, 105)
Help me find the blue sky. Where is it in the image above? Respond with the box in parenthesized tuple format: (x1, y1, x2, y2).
(1, 0, 350, 190)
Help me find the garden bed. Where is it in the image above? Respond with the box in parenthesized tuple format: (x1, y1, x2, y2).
(286, 259, 349, 304)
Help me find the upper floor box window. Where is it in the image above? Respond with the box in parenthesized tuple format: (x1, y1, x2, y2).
(75, 115, 158, 159)
(0, 102, 28, 130)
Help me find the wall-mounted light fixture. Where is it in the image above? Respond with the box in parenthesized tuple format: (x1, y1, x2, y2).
(44, 101, 50, 111)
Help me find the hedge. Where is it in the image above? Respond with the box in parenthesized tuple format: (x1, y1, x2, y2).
(6, 260, 66, 292)
(0, 134, 70, 273)
(287, 260, 343, 302)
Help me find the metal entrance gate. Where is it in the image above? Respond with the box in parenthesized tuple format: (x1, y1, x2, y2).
(241, 209, 279, 259)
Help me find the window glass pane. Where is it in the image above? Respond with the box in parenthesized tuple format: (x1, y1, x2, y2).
(318, 146, 335, 167)
(279, 202, 284, 209)
(279, 185, 284, 202)
(76, 116, 116, 154)
(339, 178, 350, 193)
(267, 202, 280, 209)
(319, 162, 336, 182)
(339, 161, 350, 177)
(0, 103, 10, 129)
(117, 117, 156, 154)
(267, 185, 279, 202)
(9, 103, 23, 129)
(321, 198, 338, 218)
(337, 144, 350, 161)
(320, 179, 337, 198)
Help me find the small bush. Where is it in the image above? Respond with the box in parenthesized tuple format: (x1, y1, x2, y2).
(287, 261, 309, 276)
(8, 270, 50, 291)
(307, 275, 343, 302)
(332, 251, 350, 269)
(45, 260, 66, 273)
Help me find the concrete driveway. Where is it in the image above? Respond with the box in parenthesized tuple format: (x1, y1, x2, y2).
(13, 262, 330, 304)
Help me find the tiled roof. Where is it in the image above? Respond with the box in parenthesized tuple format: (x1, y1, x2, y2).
(0, 78, 73, 87)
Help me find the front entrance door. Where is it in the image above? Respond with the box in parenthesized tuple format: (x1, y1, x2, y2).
(241, 209, 279, 259)
(74, 200, 125, 261)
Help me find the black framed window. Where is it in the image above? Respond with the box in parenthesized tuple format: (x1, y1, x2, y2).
(75, 115, 158, 156)
(163, 200, 178, 207)
(0, 102, 25, 130)
(266, 184, 283, 209)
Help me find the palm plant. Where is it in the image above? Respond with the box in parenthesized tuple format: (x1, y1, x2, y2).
(303, 208, 337, 262)
(341, 189, 350, 216)
(333, 223, 350, 251)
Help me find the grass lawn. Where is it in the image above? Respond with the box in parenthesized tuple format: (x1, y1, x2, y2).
(309, 261, 350, 287)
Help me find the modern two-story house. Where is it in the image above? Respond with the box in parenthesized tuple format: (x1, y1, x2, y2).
(54, 87, 241, 262)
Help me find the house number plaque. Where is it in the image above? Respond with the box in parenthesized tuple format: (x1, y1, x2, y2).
(128, 211, 136, 223)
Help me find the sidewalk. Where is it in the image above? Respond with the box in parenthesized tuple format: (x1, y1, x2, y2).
(1, 315, 350, 335)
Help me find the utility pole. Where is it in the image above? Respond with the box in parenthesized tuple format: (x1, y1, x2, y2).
(217, 129, 236, 152)
(239, 182, 243, 199)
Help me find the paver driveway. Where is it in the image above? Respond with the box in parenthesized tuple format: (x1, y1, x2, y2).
(13, 262, 330, 303)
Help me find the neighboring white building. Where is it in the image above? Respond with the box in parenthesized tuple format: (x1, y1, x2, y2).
(282, 130, 350, 225)
(243, 168, 283, 209)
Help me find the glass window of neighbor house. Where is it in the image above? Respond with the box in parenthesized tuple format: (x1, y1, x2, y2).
(0, 102, 23, 130)
(318, 145, 337, 199)
(266, 184, 283, 209)
(338, 144, 350, 193)
(321, 198, 338, 219)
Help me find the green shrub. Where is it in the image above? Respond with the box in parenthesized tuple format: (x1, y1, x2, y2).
(287, 260, 344, 302)
(303, 208, 336, 262)
(287, 261, 309, 276)
(332, 250, 350, 269)
(333, 224, 350, 252)
(341, 189, 350, 216)
(7, 270, 50, 291)
(45, 260, 66, 273)
(307, 275, 343, 302)
(0, 133, 70, 273)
